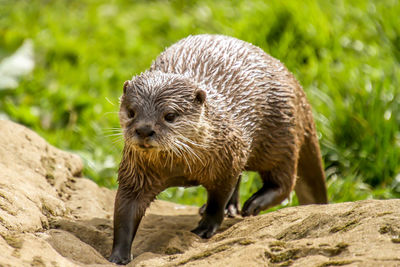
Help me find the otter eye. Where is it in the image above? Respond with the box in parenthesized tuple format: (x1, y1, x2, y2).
(164, 113, 177, 123)
(127, 109, 135, 119)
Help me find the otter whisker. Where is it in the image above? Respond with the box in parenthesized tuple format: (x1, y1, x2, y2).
(103, 127, 123, 131)
(159, 142, 174, 169)
(169, 150, 174, 171)
(102, 129, 123, 135)
(102, 111, 120, 115)
(105, 133, 124, 138)
(169, 141, 183, 157)
(170, 140, 193, 173)
(180, 149, 192, 173)
(176, 134, 206, 148)
(175, 139, 204, 166)
(105, 96, 116, 106)
(171, 129, 208, 149)
(175, 135, 205, 164)
(111, 137, 124, 145)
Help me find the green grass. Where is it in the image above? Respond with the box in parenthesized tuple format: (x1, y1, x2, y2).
(1, 0, 399, 208)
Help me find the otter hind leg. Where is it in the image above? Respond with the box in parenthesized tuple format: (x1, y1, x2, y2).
(295, 134, 328, 205)
(226, 175, 241, 217)
(241, 164, 296, 217)
(198, 175, 241, 218)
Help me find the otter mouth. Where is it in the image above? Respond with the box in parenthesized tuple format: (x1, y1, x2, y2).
(126, 135, 159, 150)
(134, 139, 159, 150)
(138, 143, 154, 149)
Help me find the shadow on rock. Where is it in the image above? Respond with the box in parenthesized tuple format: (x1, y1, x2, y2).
(48, 213, 242, 264)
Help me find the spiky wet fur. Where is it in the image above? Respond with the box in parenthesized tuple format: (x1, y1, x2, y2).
(118, 34, 324, 199)
(111, 35, 327, 264)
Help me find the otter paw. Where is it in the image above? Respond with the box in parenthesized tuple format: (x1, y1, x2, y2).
(241, 190, 279, 217)
(241, 196, 263, 217)
(225, 203, 240, 218)
(191, 218, 220, 238)
(108, 253, 131, 265)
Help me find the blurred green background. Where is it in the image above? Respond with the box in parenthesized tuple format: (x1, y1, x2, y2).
(1, 0, 399, 209)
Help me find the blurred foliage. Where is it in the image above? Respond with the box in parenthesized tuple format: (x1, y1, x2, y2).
(0, 0, 399, 208)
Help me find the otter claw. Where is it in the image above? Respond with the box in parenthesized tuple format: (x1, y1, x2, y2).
(191, 223, 218, 238)
(241, 189, 280, 217)
(108, 254, 131, 265)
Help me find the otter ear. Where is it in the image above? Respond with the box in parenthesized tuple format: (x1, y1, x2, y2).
(194, 89, 206, 105)
(123, 80, 131, 94)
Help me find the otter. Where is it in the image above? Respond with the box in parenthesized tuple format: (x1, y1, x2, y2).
(109, 34, 328, 264)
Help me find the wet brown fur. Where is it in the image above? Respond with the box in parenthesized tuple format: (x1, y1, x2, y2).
(109, 34, 327, 264)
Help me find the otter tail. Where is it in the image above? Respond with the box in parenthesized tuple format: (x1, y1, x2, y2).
(294, 132, 328, 205)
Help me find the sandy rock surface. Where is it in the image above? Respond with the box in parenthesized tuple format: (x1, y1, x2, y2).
(0, 119, 399, 267)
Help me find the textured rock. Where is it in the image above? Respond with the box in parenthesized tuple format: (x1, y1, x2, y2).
(0, 120, 399, 266)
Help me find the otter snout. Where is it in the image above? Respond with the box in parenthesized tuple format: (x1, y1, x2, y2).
(133, 124, 158, 149)
(135, 125, 155, 139)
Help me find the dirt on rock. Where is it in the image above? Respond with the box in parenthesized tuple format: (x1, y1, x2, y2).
(0, 119, 399, 267)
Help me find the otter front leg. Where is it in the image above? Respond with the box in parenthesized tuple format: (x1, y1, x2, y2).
(109, 188, 155, 265)
(192, 181, 236, 238)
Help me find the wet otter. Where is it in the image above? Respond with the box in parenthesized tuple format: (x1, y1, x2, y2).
(109, 34, 328, 264)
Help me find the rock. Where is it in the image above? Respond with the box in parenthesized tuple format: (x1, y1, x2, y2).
(0, 119, 399, 266)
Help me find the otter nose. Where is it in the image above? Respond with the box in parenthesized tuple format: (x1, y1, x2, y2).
(135, 125, 155, 138)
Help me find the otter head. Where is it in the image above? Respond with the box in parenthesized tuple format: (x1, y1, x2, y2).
(119, 71, 207, 156)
